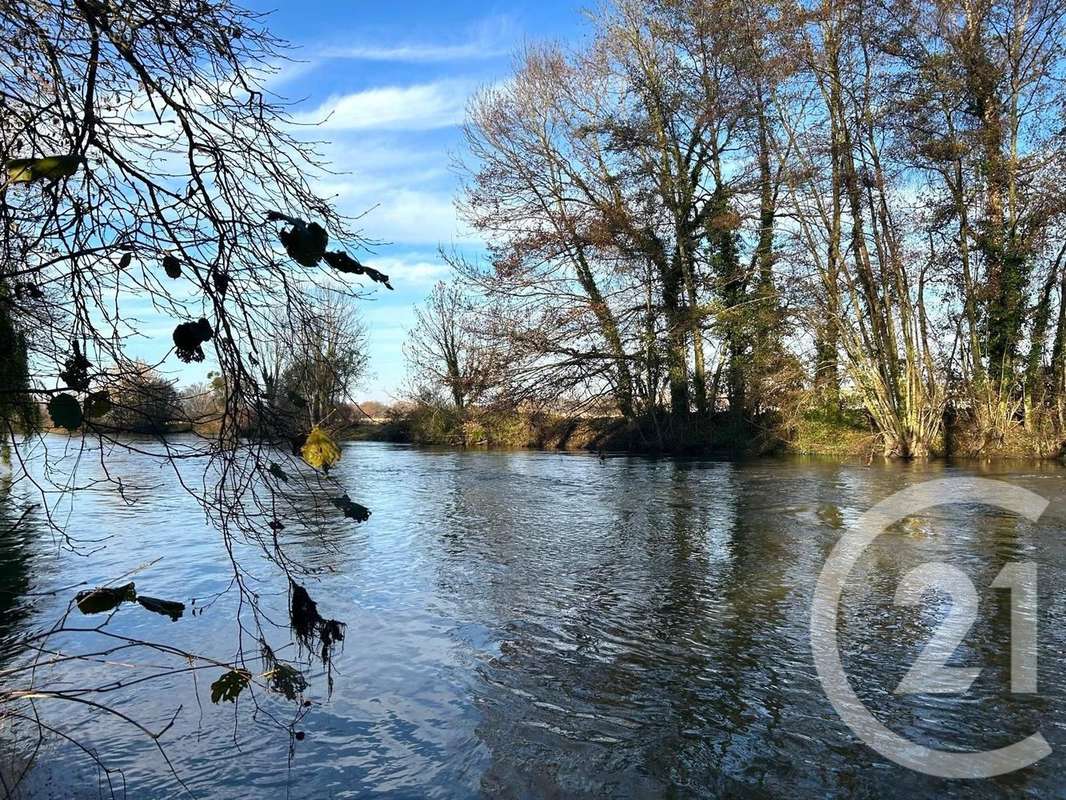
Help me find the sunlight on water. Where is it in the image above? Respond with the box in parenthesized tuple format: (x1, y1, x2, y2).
(3, 439, 1066, 798)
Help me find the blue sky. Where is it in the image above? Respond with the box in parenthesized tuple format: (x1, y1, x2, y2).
(224, 0, 590, 401)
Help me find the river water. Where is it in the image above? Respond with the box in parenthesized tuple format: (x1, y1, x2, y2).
(3, 439, 1066, 798)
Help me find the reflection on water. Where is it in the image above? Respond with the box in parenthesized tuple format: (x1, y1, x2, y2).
(0, 482, 42, 652)
(3, 442, 1066, 797)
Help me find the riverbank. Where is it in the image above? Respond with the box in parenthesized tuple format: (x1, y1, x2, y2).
(343, 404, 1066, 460)
(40, 402, 1061, 461)
(347, 414, 876, 457)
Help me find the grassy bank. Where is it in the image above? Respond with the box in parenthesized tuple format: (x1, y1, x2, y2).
(42, 400, 1061, 461)
(345, 402, 1066, 461)
(346, 403, 884, 457)
(785, 408, 882, 458)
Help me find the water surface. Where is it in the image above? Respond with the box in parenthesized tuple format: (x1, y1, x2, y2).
(3, 440, 1066, 798)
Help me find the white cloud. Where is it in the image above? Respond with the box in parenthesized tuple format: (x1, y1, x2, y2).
(292, 80, 472, 131)
(319, 15, 515, 63)
(361, 254, 451, 286)
(317, 138, 440, 173)
(322, 42, 506, 63)
(366, 188, 470, 245)
(316, 176, 475, 246)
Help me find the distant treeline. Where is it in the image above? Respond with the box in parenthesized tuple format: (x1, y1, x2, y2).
(39, 289, 369, 440)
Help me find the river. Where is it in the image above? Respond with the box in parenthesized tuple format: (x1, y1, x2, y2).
(2, 439, 1066, 798)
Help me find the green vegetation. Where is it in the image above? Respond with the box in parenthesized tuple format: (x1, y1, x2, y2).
(355, 398, 877, 457)
(786, 408, 880, 459)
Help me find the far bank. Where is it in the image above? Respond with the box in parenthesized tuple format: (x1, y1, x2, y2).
(343, 403, 1066, 461)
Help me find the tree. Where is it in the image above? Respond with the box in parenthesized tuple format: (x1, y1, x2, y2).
(457, 0, 806, 443)
(405, 281, 494, 411)
(179, 379, 222, 426)
(885, 0, 1066, 442)
(452, 0, 1066, 456)
(267, 288, 369, 431)
(0, 0, 384, 791)
(771, 0, 948, 456)
(458, 52, 645, 420)
(103, 362, 182, 433)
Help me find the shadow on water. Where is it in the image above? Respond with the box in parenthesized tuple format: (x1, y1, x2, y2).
(0, 479, 47, 663)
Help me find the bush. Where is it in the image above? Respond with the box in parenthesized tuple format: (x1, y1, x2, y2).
(786, 405, 878, 457)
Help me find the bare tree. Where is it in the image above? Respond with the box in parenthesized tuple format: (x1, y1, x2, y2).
(404, 281, 494, 411)
(101, 361, 182, 433)
(264, 287, 370, 431)
(0, 0, 386, 792)
(457, 0, 802, 439)
(179, 379, 221, 427)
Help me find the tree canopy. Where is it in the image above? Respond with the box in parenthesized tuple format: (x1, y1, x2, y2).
(441, 0, 1066, 457)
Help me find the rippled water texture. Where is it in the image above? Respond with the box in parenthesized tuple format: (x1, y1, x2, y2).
(4, 439, 1066, 798)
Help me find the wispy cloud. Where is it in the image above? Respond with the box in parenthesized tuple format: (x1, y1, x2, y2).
(311, 135, 478, 245)
(367, 188, 469, 245)
(362, 254, 451, 285)
(321, 180, 470, 245)
(322, 42, 506, 62)
(259, 58, 320, 91)
(320, 16, 515, 63)
(293, 80, 472, 131)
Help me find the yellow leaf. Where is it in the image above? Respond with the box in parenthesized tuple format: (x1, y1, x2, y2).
(300, 427, 340, 471)
(6, 155, 82, 184)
